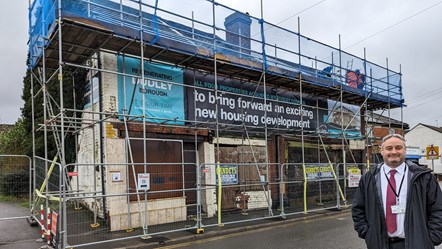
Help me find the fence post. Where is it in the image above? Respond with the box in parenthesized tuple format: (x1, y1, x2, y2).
(47, 207, 51, 245)
(336, 164, 341, 208)
(279, 164, 285, 218)
(216, 163, 223, 226)
(196, 163, 204, 234)
(40, 204, 45, 240)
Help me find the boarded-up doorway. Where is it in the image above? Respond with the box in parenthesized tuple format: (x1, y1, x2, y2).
(128, 139, 183, 201)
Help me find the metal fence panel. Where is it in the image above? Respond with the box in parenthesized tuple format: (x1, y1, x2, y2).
(199, 163, 281, 228)
(62, 163, 199, 248)
(10, 157, 374, 248)
(31, 156, 63, 246)
(0, 155, 34, 245)
(0, 155, 32, 220)
(337, 163, 372, 204)
(280, 163, 343, 216)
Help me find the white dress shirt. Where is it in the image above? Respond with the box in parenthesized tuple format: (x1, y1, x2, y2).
(381, 162, 408, 238)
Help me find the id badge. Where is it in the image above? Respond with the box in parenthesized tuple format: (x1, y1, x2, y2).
(391, 205, 405, 214)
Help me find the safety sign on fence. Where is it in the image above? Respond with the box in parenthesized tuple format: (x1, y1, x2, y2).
(347, 165, 362, 188)
(51, 211, 58, 247)
(137, 173, 150, 191)
(304, 164, 334, 180)
(215, 164, 238, 185)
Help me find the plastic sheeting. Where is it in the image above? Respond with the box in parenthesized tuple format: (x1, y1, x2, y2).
(28, 0, 402, 106)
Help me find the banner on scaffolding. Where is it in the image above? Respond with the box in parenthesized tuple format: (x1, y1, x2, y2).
(116, 57, 362, 135)
(184, 70, 328, 131)
(322, 99, 361, 139)
(117, 55, 185, 124)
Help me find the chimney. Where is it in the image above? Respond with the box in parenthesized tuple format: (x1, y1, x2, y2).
(224, 12, 252, 55)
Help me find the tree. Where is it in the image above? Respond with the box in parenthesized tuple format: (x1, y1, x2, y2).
(21, 65, 87, 164)
(0, 119, 30, 155)
(0, 119, 30, 197)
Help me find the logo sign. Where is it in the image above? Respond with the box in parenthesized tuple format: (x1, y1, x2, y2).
(137, 173, 150, 191)
(426, 145, 440, 160)
(304, 164, 334, 180)
(216, 165, 238, 185)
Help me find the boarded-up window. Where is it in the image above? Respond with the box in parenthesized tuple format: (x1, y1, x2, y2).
(128, 139, 183, 201)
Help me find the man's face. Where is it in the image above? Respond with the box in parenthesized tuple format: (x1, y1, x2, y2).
(381, 137, 406, 168)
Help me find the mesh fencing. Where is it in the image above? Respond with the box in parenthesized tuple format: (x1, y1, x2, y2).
(0, 155, 32, 220)
(0, 155, 370, 248)
(63, 163, 199, 247)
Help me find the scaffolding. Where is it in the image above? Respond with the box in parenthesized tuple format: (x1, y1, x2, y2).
(27, 0, 404, 247)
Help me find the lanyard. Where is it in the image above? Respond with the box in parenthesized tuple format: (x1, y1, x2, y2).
(383, 166, 406, 200)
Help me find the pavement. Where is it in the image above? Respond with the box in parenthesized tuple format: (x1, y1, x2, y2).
(2, 180, 442, 249)
(0, 200, 345, 249)
(71, 207, 345, 249)
(0, 202, 46, 249)
(119, 208, 347, 249)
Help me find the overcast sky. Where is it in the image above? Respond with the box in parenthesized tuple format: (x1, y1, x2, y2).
(0, 1, 28, 124)
(1, 0, 441, 129)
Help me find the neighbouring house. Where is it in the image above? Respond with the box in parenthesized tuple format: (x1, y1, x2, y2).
(0, 124, 13, 134)
(405, 123, 442, 174)
(365, 113, 409, 164)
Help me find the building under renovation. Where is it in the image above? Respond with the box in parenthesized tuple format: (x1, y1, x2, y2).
(27, 0, 404, 247)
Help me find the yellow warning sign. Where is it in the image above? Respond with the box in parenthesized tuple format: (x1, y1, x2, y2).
(426, 145, 440, 160)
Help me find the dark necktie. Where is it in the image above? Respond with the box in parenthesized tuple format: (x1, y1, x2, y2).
(386, 169, 397, 233)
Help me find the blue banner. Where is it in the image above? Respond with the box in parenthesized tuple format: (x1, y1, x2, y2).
(117, 56, 184, 124)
